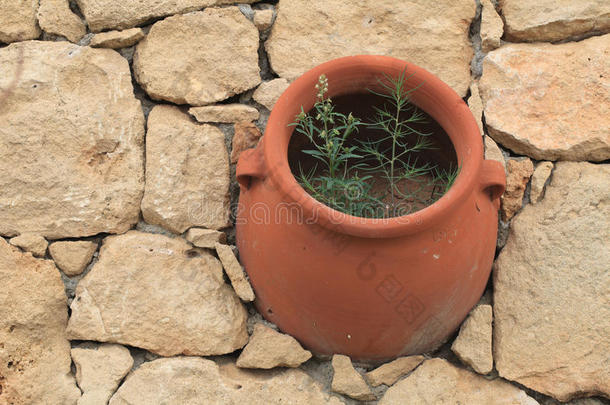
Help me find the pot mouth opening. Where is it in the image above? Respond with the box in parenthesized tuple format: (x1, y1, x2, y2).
(264, 55, 482, 238)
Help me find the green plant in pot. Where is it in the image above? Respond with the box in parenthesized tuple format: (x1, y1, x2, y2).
(235, 55, 505, 363)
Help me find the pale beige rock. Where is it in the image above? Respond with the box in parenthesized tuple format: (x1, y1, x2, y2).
(451, 304, 493, 375)
(189, 104, 260, 123)
(76, 0, 257, 32)
(49, 241, 97, 276)
(231, 121, 262, 164)
(331, 354, 375, 401)
(253, 9, 274, 31)
(484, 136, 506, 170)
(215, 243, 255, 302)
(379, 358, 538, 405)
(365, 355, 425, 387)
(38, 0, 86, 43)
(501, 0, 610, 42)
(480, 36, 610, 161)
(236, 324, 312, 369)
(252, 78, 289, 110)
(71, 344, 134, 405)
(494, 162, 610, 401)
(501, 159, 533, 221)
(185, 228, 227, 248)
(0, 41, 144, 239)
(530, 161, 553, 204)
(67, 231, 248, 356)
(467, 82, 484, 136)
(267, 0, 475, 97)
(134, 8, 260, 105)
(90, 28, 145, 49)
(0, 0, 40, 43)
(109, 357, 343, 404)
(9, 234, 48, 257)
(480, 0, 503, 53)
(0, 238, 81, 405)
(142, 105, 230, 233)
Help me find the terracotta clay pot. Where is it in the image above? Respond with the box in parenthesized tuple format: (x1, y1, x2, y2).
(235, 55, 505, 363)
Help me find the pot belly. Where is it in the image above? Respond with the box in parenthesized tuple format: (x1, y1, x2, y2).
(236, 182, 497, 363)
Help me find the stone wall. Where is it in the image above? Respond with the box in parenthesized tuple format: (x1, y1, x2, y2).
(0, 0, 608, 404)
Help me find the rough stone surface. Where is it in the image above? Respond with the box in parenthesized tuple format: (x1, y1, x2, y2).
(185, 228, 227, 249)
(231, 121, 262, 164)
(501, 159, 533, 221)
(365, 355, 425, 387)
(480, 0, 503, 53)
(0, 238, 81, 404)
(90, 28, 145, 49)
(37, 0, 86, 43)
(49, 241, 97, 276)
(493, 162, 610, 401)
(0, 0, 40, 43)
(379, 358, 538, 405)
(109, 357, 342, 404)
(236, 323, 312, 369)
(479, 35, 610, 161)
(9, 234, 48, 257)
(530, 161, 554, 204)
(142, 105, 231, 233)
(266, 0, 476, 97)
(253, 9, 274, 31)
(71, 344, 134, 405)
(467, 82, 484, 136)
(331, 354, 375, 401)
(484, 135, 506, 170)
(66, 231, 248, 356)
(451, 304, 493, 375)
(215, 243, 255, 302)
(0, 41, 145, 239)
(501, 0, 610, 42)
(252, 78, 289, 110)
(134, 8, 260, 105)
(189, 104, 260, 123)
(76, 0, 257, 32)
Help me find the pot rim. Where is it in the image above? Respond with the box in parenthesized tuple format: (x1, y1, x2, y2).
(263, 55, 482, 238)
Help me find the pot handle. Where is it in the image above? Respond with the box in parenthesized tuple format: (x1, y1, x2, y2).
(480, 159, 506, 210)
(236, 144, 266, 189)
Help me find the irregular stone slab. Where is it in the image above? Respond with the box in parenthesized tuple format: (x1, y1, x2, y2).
(253, 9, 274, 31)
(215, 243, 255, 302)
(501, 0, 610, 42)
(494, 162, 610, 401)
(231, 121, 262, 164)
(142, 105, 231, 233)
(0, 238, 80, 404)
(266, 0, 476, 97)
(252, 78, 289, 110)
(451, 304, 493, 375)
(379, 358, 538, 404)
(529, 161, 553, 204)
(9, 234, 48, 257)
(189, 104, 260, 123)
(467, 82, 484, 136)
(75, 0, 257, 32)
(71, 343, 134, 405)
(37, 0, 86, 42)
(484, 136, 506, 171)
(49, 241, 97, 276)
(90, 28, 145, 49)
(0, 41, 145, 239)
(185, 228, 227, 249)
(109, 357, 343, 404)
(480, 36, 610, 161)
(365, 355, 425, 387)
(501, 159, 533, 221)
(134, 8, 260, 105)
(0, 0, 40, 43)
(480, 0, 503, 52)
(66, 231, 248, 356)
(236, 323, 312, 369)
(331, 354, 375, 401)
